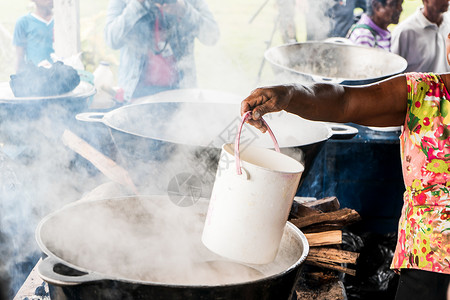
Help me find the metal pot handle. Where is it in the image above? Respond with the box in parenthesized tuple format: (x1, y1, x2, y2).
(235, 111, 280, 175)
(326, 123, 358, 140)
(75, 112, 106, 123)
(310, 75, 344, 85)
(324, 37, 354, 45)
(37, 256, 106, 285)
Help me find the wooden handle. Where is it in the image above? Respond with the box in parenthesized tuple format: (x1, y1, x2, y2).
(61, 129, 138, 194)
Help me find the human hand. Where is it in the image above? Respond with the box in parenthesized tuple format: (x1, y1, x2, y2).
(157, 0, 186, 17)
(240, 85, 294, 133)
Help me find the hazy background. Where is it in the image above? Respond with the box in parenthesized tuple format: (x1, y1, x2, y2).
(0, 0, 424, 298)
(0, 0, 422, 96)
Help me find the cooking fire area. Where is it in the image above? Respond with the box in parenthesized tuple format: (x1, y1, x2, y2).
(2, 87, 401, 300)
(14, 187, 361, 300)
(1, 14, 410, 300)
(0, 84, 352, 299)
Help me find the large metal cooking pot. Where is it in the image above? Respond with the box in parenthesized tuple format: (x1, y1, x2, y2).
(76, 101, 357, 197)
(36, 195, 309, 300)
(0, 81, 95, 159)
(133, 88, 243, 104)
(0, 81, 95, 122)
(265, 41, 408, 85)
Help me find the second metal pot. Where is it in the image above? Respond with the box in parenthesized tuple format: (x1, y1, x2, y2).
(76, 101, 357, 197)
(264, 41, 408, 85)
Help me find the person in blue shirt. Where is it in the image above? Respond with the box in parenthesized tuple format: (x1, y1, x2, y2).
(13, 0, 54, 72)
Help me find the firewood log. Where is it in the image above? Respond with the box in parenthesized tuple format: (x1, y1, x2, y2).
(290, 208, 361, 229)
(304, 230, 342, 247)
(305, 260, 356, 276)
(298, 196, 340, 212)
(307, 247, 359, 264)
(290, 200, 321, 219)
(306, 271, 339, 283)
(301, 223, 347, 233)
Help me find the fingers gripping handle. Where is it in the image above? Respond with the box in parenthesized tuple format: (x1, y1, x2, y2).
(235, 111, 280, 175)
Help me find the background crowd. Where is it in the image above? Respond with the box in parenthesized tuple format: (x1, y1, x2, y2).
(2, 0, 449, 299)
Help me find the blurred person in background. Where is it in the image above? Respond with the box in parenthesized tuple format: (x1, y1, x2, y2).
(346, 0, 403, 51)
(12, 0, 54, 72)
(391, 0, 450, 72)
(328, 0, 367, 38)
(240, 31, 450, 300)
(277, 0, 297, 43)
(303, 0, 334, 41)
(303, 0, 366, 40)
(104, 0, 219, 102)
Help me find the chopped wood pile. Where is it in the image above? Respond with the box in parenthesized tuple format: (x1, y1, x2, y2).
(289, 196, 361, 277)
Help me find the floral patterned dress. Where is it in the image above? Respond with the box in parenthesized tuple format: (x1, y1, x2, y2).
(392, 73, 450, 274)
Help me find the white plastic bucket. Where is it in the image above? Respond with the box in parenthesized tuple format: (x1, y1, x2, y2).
(202, 112, 304, 264)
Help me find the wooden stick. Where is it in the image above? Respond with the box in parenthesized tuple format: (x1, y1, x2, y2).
(305, 259, 357, 276)
(291, 208, 361, 229)
(307, 271, 339, 283)
(62, 129, 138, 194)
(304, 230, 342, 247)
(289, 197, 341, 219)
(301, 223, 346, 233)
(290, 201, 322, 219)
(307, 247, 359, 264)
(300, 196, 340, 212)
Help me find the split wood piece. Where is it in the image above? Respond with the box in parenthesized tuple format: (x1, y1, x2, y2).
(307, 247, 359, 265)
(301, 224, 347, 234)
(290, 201, 322, 219)
(289, 197, 340, 219)
(304, 230, 342, 247)
(298, 196, 340, 213)
(13, 259, 43, 300)
(305, 259, 357, 276)
(62, 129, 139, 194)
(291, 208, 361, 229)
(306, 271, 340, 284)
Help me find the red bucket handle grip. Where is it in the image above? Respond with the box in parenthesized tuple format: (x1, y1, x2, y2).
(235, 111, 280, 175)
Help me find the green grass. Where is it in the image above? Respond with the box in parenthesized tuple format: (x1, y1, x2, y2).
(0, 0, 422, 95)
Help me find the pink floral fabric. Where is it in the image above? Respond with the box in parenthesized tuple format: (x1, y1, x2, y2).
(392, 73, 450, 274)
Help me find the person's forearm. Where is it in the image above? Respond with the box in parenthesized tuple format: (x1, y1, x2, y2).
(242, 75, 407, 132)
(285, 83, 348, 123)
(287, 76, 407, 126)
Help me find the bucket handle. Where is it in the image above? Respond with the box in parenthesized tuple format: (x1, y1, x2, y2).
(235, 111, 280, 175)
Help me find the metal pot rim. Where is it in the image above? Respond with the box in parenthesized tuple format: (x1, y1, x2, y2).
(35, 195, 309, 287)
(0, 81, 95, 104)
(83, 101, 335, 148)
(264, 41, 408, 84)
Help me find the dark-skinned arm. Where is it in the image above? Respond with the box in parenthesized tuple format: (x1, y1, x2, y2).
(241, 74, 408, 132)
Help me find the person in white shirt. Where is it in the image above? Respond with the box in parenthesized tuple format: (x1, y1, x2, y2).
(391, 0, 450, 72)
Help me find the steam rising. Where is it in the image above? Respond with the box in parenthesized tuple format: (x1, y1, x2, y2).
(0, 90, 308, 296)
(0, 0, 352, 296)
(37, 195, 303, 286)
(304, 0, 334, 41)
(0, 100, 103, 297)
